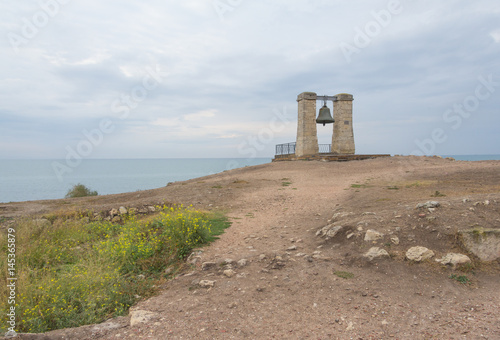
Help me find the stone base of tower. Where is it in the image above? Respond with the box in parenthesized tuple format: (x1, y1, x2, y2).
(272, 153, 391, 162)
(332, 93, 355, 154)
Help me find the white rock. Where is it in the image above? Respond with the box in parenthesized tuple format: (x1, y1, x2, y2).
(390, 236, 400, 245)
(237, 259, 248, 267)
(406, 246, 435, 262)
(92, 320, 123, 332)
(188, 256, 201, 265)
(316, 225, 344, 238)
(326, 226, 343, 238)
(199, 280, 216, 288)
(287, 245, 297, 251)
(223, 269, 236, 278)
(363, 247, 390, 261)
(416, 201, 440, 209)
(364, 229, 384, 242)
(458, 229, 500, 261)
(119, 206, 128, 215)
(130, 310, 158, 327)
(330, 212, 353, 222)
(436, 253, 471, 268)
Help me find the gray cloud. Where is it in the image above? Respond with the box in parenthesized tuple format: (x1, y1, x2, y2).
(1, 0, 499, 159)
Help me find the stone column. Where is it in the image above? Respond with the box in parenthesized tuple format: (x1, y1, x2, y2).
(332, 93, 355, 154)
(296, 92, 319, 157)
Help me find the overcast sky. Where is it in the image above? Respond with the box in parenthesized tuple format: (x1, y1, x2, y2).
(1, 0, 499, 159)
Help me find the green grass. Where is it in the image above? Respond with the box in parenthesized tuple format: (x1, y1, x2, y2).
(457, 262, 476, 274)
(449, 274, 471, 285)
(281, 181, 292, 187)
(334, 271, 354, 279)
(0, 205, 230, 334)
(232, 180, 248, 184)
(350, 184, 366, 188)
(0, 216, 13, 224)
(351, 183, 372, 189)
(431, 190, 446, 197)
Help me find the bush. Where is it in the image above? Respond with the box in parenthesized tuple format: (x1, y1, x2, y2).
(65, 184, 98, 198)
(0, 205, 230, 333)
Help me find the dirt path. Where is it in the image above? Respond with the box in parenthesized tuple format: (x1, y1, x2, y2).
(2, 156, 500, 339)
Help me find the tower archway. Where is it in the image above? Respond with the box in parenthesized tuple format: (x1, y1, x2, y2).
(295, 92, 355, 157)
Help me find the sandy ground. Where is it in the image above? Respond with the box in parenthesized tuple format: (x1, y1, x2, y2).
(1, 156, 500, 340)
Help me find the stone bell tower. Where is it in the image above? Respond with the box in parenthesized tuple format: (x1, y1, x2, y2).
(295, 92, 355, 157)
(332, 93, 355, 154)
(295, 92, 319, 156)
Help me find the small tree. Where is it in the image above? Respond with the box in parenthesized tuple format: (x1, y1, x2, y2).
(65, 183, 98, 198)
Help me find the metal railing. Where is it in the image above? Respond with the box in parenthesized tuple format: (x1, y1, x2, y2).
(319, 144, 331, 153)
(275, 142, 332, 156)
(275, 142, 296, 156)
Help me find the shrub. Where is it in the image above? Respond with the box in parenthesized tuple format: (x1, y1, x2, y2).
(0, 205, 230, 333)
(449, 274, 471, 285)
(65, 184, 98, 198)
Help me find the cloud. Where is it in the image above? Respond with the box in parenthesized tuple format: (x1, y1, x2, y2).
(0, 0, 499, 159)
(491, 29, 500, 43)
(216, 134, 241, 139)
(183, 109, 217, 122)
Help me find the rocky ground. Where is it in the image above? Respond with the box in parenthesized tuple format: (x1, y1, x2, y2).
(1, 156, 499, 340)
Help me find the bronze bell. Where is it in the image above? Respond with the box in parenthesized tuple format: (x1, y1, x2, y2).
(316, 103, 334, 126)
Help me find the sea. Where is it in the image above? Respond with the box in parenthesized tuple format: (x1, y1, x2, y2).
(0, 158, 271, 203)
(0, 155, 498, 203)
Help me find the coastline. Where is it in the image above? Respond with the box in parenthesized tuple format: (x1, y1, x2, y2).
(1, 155, 499, 338)
(1, 155, 500, 218)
